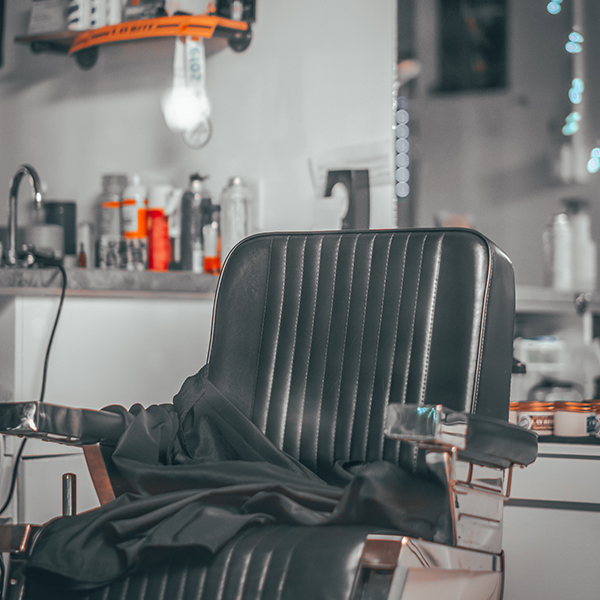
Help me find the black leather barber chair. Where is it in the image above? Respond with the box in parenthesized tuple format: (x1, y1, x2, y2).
(0, 229, 537, 600)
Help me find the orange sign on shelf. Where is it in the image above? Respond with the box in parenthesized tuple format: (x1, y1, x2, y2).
(69, 15, 249, 55)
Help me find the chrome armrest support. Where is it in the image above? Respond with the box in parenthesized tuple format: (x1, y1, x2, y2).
(384, 403, 468, 450)
(0, 402, 124, 446)
(384, 403, 527, 554)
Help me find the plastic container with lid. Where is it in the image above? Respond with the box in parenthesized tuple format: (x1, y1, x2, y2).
(553, 401, 591, 437)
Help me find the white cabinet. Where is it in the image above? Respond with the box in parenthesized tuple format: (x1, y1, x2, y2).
(503, 443, 600, 600)
(0, 284, 216, 523)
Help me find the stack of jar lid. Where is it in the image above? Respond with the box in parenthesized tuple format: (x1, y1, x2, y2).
(510, 401, 600, 437)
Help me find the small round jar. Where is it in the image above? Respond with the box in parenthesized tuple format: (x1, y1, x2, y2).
(553, 401, 590, 437)
(517, 402, 554, 436)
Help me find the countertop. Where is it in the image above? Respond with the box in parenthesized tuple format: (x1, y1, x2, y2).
(0, 268, 219, 299)
(0, 270, 597, 307)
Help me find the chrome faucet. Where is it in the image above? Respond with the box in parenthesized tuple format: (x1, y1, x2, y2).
(6, 164, 43, 266)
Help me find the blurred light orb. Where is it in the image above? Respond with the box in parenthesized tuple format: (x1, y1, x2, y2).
(396, 153, 410, 168)
(396, 138, 410, 153)
(396, 168, 410, 183)
(396, 182, 410, 198)
(396, 109, 409, 124)
(547, 1, 561, 14)
(587, 157, 600, 174)
(396, 124, 409, 139)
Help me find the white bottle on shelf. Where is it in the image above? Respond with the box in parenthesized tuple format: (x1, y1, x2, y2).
(544, 212, 573, 291)
(90, 0, 107, 28)
(67, 0, 91, 30)
(564, 198, 597, 292)
(107, 0, 122, 24)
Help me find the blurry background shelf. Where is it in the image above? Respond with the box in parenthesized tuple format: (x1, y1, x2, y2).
(0, 268, 218, 299)
(516, 285, 600, 314)
(14, 14, 252, 68)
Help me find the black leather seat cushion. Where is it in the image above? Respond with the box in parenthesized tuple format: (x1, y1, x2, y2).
(25, 525, 392, 600)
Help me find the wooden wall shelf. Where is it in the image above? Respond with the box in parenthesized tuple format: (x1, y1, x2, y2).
(15, 14, 252, 69)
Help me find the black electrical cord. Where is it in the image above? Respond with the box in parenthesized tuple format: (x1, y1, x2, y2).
(0, 263, 67, 518)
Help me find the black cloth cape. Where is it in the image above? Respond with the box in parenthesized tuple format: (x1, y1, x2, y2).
(26, 367, 448, 591)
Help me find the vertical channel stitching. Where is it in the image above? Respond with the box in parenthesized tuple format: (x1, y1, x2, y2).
(232, 551, 253, 600)
(312, 235, 343, 467)
(214, 535, 240, 600)
(418, 233, 444, 405)
(194, 564, 207, 600)
(328, 234, 360, 461)
(401, 234, 427, 403)
(271, 528, 317, 600)
(472, 242, 494, 414)
(115, 574, 129, 600)
(278, 237, 307, 449)
(259, 237, 289, 433)
(402, 234, 427, 472)
(155, 568, 169, 600)
(364, 233, 394, 460)
(251, 238, 274, 427)
(172, 559, 189, 600)
(388, 234, 410, 465)
(344, 234, 376, 461)
(253, 548, 275, 600)
(293, 236, 323, 458)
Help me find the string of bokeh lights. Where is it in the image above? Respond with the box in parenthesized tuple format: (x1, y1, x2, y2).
(547, 0, 600, 174)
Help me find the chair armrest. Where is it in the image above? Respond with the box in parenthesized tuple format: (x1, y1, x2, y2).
(0, 402, 125, 446)
(385, 403, 537, 469)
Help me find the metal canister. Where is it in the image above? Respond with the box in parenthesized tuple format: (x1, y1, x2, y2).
(516, 401, 555, 435)
(98, 174, 127, 269)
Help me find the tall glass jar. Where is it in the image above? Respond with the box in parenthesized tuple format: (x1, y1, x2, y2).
(220, 176, 252, 261)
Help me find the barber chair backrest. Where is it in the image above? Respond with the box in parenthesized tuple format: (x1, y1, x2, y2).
(207, 229, 515, 478)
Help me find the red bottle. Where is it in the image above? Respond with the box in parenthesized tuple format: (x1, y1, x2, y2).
(147, 185, 173, 271)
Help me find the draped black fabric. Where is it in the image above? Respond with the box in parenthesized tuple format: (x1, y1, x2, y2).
(25, 368, 448, 591)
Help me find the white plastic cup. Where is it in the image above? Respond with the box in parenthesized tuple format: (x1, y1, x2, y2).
(554, 406, 589, 437)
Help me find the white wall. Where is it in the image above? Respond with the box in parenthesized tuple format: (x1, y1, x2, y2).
(0, 0, 397, 234)
(411, 1, 600, 286)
